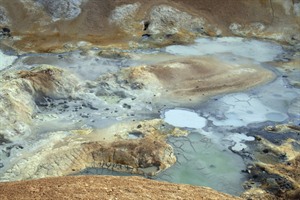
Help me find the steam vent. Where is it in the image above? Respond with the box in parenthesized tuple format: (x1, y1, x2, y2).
(0, 1, 300, 199)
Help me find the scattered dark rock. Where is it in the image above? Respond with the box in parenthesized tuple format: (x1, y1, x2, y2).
(123, 103, 131, 109)
(0, 134, 10, 145)
(245, 164, 295, 196)
(3, 144, 23, 157)
(131, 82, 144, 90)
(143, 21, 150, 31)
(99, 82, 110, 88)
(0, 27, 11, 37)
(86, 103, 98, 110)
(2, 27, 10, 33)
(142, 34, 151, 38)
(287, 125, 300, 131)
(80, 113, 89, 118)
(36, 97, 53, 107)
(128, 131, 144, 138)
(114, 91, 127, 98)
(165, 34, 173, 38)
(235, 126, 299, 145)
(63, 105, 69, 109)
(262, 149, 269, 154)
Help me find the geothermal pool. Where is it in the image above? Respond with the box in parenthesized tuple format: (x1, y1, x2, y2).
(0, 37, 299, 196)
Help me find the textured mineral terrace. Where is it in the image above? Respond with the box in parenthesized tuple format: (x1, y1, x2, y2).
(0, 0, 300, 200)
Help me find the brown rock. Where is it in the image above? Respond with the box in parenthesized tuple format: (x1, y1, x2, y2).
(0, 65, 79, 140)
(0, 0, 299, 52)
(0, 119, 184, 181)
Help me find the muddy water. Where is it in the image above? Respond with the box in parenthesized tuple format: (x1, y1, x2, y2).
(0, 37, 299, 196)
(158, 37, 300, 195)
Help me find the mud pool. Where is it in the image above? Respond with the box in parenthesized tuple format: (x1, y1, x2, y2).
(0, 37, 300, 196)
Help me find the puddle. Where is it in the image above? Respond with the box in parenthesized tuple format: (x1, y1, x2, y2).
(156, 133, 247, 196)
(163, 109, 207, 129)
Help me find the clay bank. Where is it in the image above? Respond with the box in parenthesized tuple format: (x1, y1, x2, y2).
(0, 1, 300, 200)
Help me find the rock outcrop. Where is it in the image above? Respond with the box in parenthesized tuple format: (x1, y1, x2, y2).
(36, 0, 85, 21)
(241, 125, 300, 199)
(0, 119, 186, 181)
(0, 65, 79, 140)
(0, 0, 299, 52)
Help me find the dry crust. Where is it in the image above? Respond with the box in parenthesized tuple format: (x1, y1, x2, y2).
(0, 176, 242, 200)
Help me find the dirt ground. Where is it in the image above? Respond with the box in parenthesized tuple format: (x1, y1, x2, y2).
(0, 175, 242, 200)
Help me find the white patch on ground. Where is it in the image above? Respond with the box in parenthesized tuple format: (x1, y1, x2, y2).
(224, 133, 255, 151)
(208, 93, 289, 127)
(110, 3, 140, 24)
(0, 6, 10, 25)
(0, 51, 17, 70)
(37, 0, 84, 21)
(165, 37, 283, 62)
(294, 3, 300, 16)
(163, 109, 207, 129)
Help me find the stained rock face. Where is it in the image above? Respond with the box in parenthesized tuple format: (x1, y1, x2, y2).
(0, 119, 184, 181)
(36, 0, 84, 21)
(0, 63, 188, 181)
(147, 5, 219, 37)
(0, 65, 79, 140)
(227, 0, 300, 44)
(0, 0, 299, 52)
(109, 3, 141, 33)
(241, 125, 300, 199)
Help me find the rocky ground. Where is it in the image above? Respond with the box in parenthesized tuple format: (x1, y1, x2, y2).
(0, 176, 242, 200)
(0, 0, 299, 52)
(0, 0, 300, 200)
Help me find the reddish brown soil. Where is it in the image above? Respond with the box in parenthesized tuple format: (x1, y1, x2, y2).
(0, 176, 242, 200)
